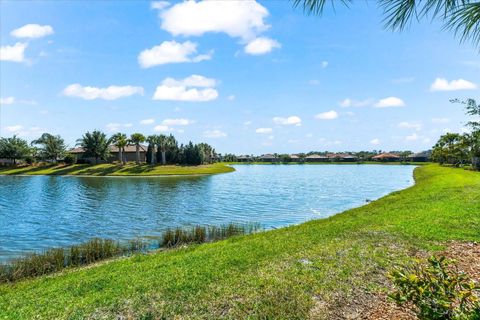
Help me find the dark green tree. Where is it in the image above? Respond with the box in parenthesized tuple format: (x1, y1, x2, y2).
(0, 135, 30, 165)
(31, 133, 67, 163)
(76, 130, 112, 165)
(129, 133, 146, 165)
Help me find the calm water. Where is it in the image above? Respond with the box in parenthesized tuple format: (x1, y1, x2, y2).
(0, 165, 415, 262)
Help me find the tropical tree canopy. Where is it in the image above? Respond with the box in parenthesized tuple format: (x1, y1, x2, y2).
(129, 133, 146, 164)
(0, 136, 30, 164)
(76, 130, 111, 164)
(31, 133, 67, 162)
(293, 0, 480, 48)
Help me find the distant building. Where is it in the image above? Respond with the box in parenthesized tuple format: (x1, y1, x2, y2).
(289, 154, 302, 162)
(70, 145, 148, 164)
(372, 153, 401, 162)
(408, 151, 431, 162)
(305, 154, 329, 162)
(237, 155, 252, 162)
(259, 154, 279, 162)
(339, 154, 358, 162)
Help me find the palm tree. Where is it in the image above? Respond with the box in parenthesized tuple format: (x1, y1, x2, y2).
(31, 133, 67, 163)
(293, 0, 480, 48)
(76, 130, 111, 165)
(156, 134, 168, 165)
(111, 133, 128, 165)
(129, 133, 146, 165)
(146, 135, 158, 165)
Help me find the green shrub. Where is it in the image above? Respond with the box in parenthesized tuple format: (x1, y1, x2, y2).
(24, 156, 34, 165)
(63, 153, 76, 165)
(389, 256, 480, 320)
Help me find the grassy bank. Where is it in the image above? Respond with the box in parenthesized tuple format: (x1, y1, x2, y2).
(0, 165, 479, 319)
(0, 162, 234, 176)
(224, 161, 429, 165)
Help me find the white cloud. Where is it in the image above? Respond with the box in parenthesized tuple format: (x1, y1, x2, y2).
(370, 138, 380, 145)
(406, 133, 418, 141)
(160, 0, 269, 41)
(151, 1, 170, 10)
(227, 94, 235, 101)
(0, 97, 15, 105)
(315, 110, 338, 120)
(243, 121, 252, 126)
(106, 123, 133, 132)
(153, 125, 171, 132)
(4, 125, 23, 133)
(152, 75, 218, 102)
(273, 116, 301, 126)
(244, 37, 280, 55)
(338, 98, 372, 108)
(140, 118, 155, 125)
(374, 96, 405, 108)
(431, 118, 450, 124)
(204, 129, 227, 138)
(398, 121, 422, 131)
(321, 60, 328, 68)
(256, 127, 272, 134)
(0, 42, 28, 62)
(423, 138, 432, 143)
(138, 40, 212, 68)
(11, 24, 54, 38)
(430, 77, 477, 91)
(161, 118, 193, 126)
(63, 84, 144, 100)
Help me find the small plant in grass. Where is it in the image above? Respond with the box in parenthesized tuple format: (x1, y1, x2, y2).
(389, 256, 480, 320)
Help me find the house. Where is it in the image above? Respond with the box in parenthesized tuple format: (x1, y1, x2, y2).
(408, 151, 431, 162)
(305, 154, 329, 162)
(339, 154, 358, 162)
(70, 145, 148, 164)
(372, 152, 401, 162)
(237, 155, 252, 162)
(289, 154, 302, 162)
(259, 154, 279, 162)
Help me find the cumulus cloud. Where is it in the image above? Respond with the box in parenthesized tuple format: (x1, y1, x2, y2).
(244, 37, 280, 55)
(3, 125, 43, 137)
(0, 97, 15, 105)
(140, 118, 155, 125)
(138, 40, 212, 68)
(11, 24, 54, 38)
(204, 129, 227, 138)
(406, 133, 418, 141)
(152, 75, 218, 102)
(315, 110, 338, 120)
(4, 125, 23, 133)
(0, 42, 28, 62)
(153, 125, 171, 132)
(256, 127, 272, 134)
(370, 138, 380, 145)
(374, 96, 405, 108)
(338, 98, 372, 108)
(430, 77, 477, 91)
(151, 1, 170, 10)
(398, 121, 422, 131)
(160, 0, 269, 40)
(272, 116, 301, 126)
(161, 118, 193, 126)
(63, 84, 144, 100)
(106, 123, 132, 132)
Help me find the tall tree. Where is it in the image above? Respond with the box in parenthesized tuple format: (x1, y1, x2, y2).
(129, 133, 146, 164)
(451, 98, 480, 169)
(156, 134, 177, 165)
(111, 133, 128, 165)
(0, 136, 30, 165)
(76, 130, 111, 165)
(31, 133, 67, 163)
(293, 0, 480, 48)
(146, 135, 158, 165)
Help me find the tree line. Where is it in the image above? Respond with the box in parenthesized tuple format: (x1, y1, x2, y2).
(0, 131, 217, 166)
(432, 99, 480, 170)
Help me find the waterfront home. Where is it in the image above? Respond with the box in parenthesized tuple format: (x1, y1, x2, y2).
(259, 154, 279, 162)
(338, 154, 358, 162)
(408, 151, 431, 162)
(289, 154, 302, 162)
(70, 145, 148, 163)
(305, 154, 329, 162)
(372, 153, 401, 162)
(237, 155, 252, 162)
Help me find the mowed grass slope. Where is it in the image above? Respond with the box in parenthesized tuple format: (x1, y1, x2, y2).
(0, 165, 479, 319)
(0, 163, 234, 176)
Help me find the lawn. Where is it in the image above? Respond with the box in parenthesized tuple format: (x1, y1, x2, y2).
(0, 165, 479, 319)
(0, 162, 234, 176)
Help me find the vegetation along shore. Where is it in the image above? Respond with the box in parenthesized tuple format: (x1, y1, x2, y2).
(1, 164, 479, 319)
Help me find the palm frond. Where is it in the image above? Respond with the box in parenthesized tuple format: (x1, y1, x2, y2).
(292, 0, 351, 16)
(446, 2, 480, 47)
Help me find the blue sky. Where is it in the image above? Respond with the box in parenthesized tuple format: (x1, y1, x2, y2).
(0, 0, 479, 155)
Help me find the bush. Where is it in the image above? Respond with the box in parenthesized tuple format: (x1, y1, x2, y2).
(389, 256, 480, 320)
(63, 153, 76, 165)
(24, 156, 34, 165)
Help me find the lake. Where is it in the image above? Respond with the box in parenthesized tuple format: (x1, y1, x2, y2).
(0, 164, 416, 262)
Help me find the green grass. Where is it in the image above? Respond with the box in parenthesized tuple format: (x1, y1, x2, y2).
(0, 162, 234, 176)
(224, 161, 429, 165)
(0, 165, 479, 319)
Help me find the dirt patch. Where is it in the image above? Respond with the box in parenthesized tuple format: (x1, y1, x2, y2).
(313, 241, 480, 320)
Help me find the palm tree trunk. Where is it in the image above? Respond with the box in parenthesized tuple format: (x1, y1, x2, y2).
(151, 147, 155, 165)
(118, 148, 122, 164)
(161, 151, 166, 165)
(136, 144, 140, 165)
